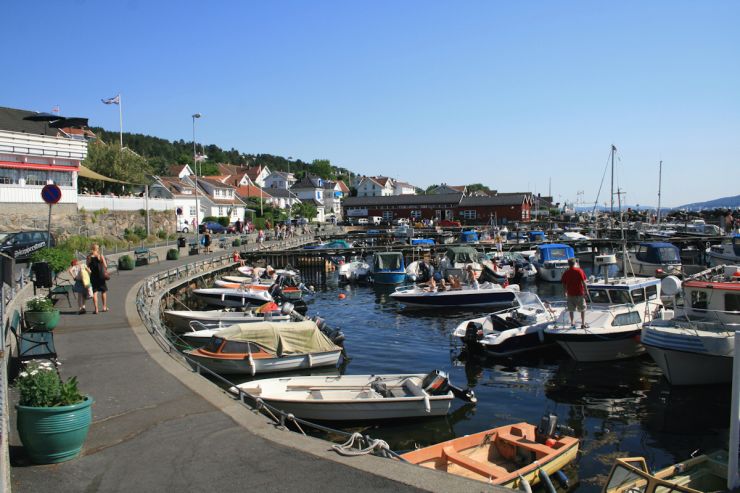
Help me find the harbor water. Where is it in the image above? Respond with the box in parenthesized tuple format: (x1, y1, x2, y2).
(203, 272, 730, 492)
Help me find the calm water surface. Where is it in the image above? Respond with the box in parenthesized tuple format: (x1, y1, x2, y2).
(223, 273, 729, 492)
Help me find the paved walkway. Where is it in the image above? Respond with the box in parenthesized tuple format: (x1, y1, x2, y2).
(8, 245, 487, 493)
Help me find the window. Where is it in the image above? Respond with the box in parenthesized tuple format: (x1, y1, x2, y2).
(630, 288, 645, 304)
(691, 290, 708, 310)
(725, 293, 740, 312)
(608, 290, 632, 304)
(0, 169, 14, 184)
(589, 289, 610, 304)
(612, 311, 642, 326)
(646, 285, 658, 300)
(189, 206, 196, 216)
(636, 245, 649, 261)
(218, 207, 225, 216)
(26, 174, 46, 186)
(410, 210, 422, 219)
(48, 170, 73, 187)
(221, 341, 253, 354)
(461, 210, 477, 220)
(383, 211, 393, 221)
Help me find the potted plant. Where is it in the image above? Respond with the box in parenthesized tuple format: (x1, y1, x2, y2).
(232, 238, 241, 247)
(24, 296, 61, 331)
(15, 361, 93, 464)
(166, 248, 179, 260)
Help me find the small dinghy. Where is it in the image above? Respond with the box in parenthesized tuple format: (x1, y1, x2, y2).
(191, 287, 273, 308)
(229, 370, 475, 421)
(213, 279, 303, 299)
(453, 292, 563, 356)
(221, 275, 254, 284)
(164, 308, 291, 333)
(401, 415, 579, 489)
(184, 321, 343, 375)
(602, 451, 727, 493)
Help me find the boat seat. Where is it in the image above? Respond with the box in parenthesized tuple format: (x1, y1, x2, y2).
(495, 432, 553, 457)
(442, 445, 508, 480)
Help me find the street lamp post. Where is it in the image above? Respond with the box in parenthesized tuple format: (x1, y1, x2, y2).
(192, 113, 202, 252)
(287, 156, 293, 222)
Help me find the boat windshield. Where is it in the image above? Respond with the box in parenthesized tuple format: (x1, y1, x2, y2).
(514, 292, 545, 310)
(546, 248, 569, 260)
(608, 289, 632, 304)
(656, 247, 680, 262)
(203, 336, 223, 353)
(375, 254, 402, 270)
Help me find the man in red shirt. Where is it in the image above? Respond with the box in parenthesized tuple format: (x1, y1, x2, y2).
(561, 258, 588, 329)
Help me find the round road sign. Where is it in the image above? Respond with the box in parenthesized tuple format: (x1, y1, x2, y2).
(41, 184, 62, 205)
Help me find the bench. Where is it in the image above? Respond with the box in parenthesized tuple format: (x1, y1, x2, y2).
(8, 310, 58, 365)
(134, 247, 159, 265)
(442, 445, 509, 479)
(49, 283, 74, 307)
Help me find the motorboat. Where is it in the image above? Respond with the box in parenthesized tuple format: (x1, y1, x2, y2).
(221, 275, 254, 284)
(707, 234, 740, 267)
(499, 252, 538, 282)
(534, 244, 575, 282)
(337, 257, 371, 284)
(163, 307, 291, 333)
(371, 252, 407, 284)
(624, 242, 682, 277)
(641, 265, 740, 385)
(184, 321, 343, 375)
(459, 230, 479, 243)
(405, 259, 435, 283)
(303, 239, 353, 250)
(560, 231, 590, 242)
(191, 286, 273, 308)
(229, 370, 474, 421)
(528, 230, 546, 243)
(390, 282, 520, 309)
(453, 292, 564, 356)
(400, 415, 579, 489)
(438, 246, 491, 279)
(602, 451, 727, 493)
(213, 278, 303, 300)
(545, 255, 665, 362)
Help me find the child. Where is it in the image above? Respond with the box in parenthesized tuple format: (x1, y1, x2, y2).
(68, 259, 92, 314)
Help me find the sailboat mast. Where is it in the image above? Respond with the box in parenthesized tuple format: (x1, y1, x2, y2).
(617, 188, 628, 276)
(610, 145, 616, 221)
(657, 160, 662, 225)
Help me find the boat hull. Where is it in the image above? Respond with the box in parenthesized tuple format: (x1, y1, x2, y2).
(185, 349, 342, 375)
(163, 311, 290, 333)
(192, 290, 272, 308)
(372, 272, 407, 285)
(254, 396, 451, 421)
(551, 330, 644, 362)
(481, 330, 555, 356)
(538, 265, 568, 282)
(392, 289, 518, 309)
(645, 345, 733, 386)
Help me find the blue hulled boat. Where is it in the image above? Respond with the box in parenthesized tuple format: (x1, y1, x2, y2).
(371, 252, 407, 284)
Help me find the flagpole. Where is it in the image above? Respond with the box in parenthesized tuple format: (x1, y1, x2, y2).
(118, 94, 124, 149)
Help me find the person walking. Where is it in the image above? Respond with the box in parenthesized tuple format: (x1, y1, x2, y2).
(87, 243, 109, 314)
(203, 232, 212, 253)
(68, 259, 91, 314)
(561, 258, 588, 329)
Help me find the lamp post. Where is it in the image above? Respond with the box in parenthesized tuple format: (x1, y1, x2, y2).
(192, 113, 202, 251)
(287, 156, 293, 222)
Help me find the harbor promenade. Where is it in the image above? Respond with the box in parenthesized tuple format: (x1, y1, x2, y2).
(8, 240, 490, 492)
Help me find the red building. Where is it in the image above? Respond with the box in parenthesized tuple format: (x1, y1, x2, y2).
(343, 192, 533, 223)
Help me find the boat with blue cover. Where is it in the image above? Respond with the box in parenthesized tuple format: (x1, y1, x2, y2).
(625, 242, 682, 277)
(371, 252, 407, 284)
(707, 234, 740, 267)
(459, 230, 479, 243)
(534, 243, 575, 282)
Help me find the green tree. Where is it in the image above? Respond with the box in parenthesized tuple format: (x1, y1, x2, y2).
(311, 159, 335, 180)
(81, 140, 153, 193)
(296, 202, 318, 222)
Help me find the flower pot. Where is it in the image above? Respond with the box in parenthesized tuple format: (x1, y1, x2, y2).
(16, 396, 94, 464)
(23, 309, 61, 331)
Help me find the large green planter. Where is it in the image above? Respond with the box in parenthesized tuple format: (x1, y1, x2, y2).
(23, 309, 61, 331)
(16, 396, 94, 464)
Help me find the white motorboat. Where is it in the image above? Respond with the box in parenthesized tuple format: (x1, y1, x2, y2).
(641, 265, 740, 385)
(534, 244, 575, 282)
(229, 371, 469, 421)
(163, 308, 291, 333)
(184, 321, 343, 375)
(707, 234, 740, 267)
(453, 292, 564, 356)
(191, 287, 273, 308)
(438, 246, 492, 279)
(545, 256, 665, 362)
(221, 275, 254, 284)
(390, 282, 520, 309)
(338, 257, 371, 283)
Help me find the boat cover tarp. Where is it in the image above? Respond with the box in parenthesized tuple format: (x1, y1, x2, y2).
(216, 321, 340, 355)
(446, 246, 478, 264)
(375, 252, 403, 270)
(537, 243, 574, 261)
(637, 242, 680, 263)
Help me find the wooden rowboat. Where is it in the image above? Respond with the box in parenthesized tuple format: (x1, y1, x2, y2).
(400, 421, 578, 488)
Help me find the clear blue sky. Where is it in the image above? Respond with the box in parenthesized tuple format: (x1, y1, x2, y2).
(4, 1, 739, 207)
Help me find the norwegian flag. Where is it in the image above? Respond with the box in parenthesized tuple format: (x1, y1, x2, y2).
(101, 95, 120, 105)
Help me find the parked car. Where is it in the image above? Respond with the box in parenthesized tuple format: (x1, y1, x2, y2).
(392, 218, 409, 226)
(357, 218, 369, 225)
(0, 231, 55, 260)
(177, 218, 192, 233)
(437, 219, 461, 227)
(199, 221, 227, 234)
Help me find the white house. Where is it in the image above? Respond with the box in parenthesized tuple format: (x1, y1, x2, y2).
(322, 180, 346, 219)
(291, 174, 326, 222)
(357, 176, 394, 197)
(264, 171, 297, 190)
(151, 176, 199, 232)
(168, 164, 194, 180)
(194, 177, 247, 223)
(393, 180, 417, 196)
(245, 165, 271, 187)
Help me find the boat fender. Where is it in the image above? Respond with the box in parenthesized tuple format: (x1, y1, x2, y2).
(423, 393, 431, 413)
(537, 468, 557, 493)
(553, 470, 569, 489)
(518, 475, 532, 493)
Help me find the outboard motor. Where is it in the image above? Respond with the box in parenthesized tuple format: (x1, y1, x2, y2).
(463, 322, 485, 347)
(422, 370, 450, 395)
(268, 283, 283, 300)
(538, 413, 558, 438)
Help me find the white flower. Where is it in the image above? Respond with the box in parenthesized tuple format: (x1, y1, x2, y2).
(19, 371, 28, 378)
(30, 370, 38, 376)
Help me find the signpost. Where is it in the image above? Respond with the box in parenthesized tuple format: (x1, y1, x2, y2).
(41, 184, 62, 248)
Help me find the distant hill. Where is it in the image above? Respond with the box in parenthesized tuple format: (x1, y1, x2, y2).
(676, 195, 740, 211)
